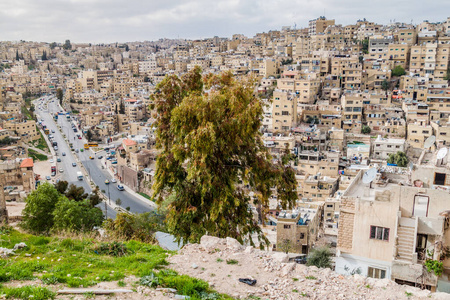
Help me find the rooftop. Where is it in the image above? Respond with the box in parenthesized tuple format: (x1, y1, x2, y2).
(19, 158, 33, 168)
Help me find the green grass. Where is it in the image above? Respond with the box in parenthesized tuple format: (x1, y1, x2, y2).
(0, 286, 56, 300)
(0, 228, 231, 300)
(28, 149, 48, 161)
(138, 192, 152, 200)
(305, 276, 316, 280)
(226, 259, 238, 265)
(31, 130, 50, 152)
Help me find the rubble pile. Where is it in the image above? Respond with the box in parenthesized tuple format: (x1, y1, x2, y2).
(168, 236, 449, 299)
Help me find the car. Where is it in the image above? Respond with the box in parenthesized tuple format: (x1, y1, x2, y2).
(59, 168, 64, 173)
(111, 161, 117, 164)
(62, 152, 66, 156)
(78, 136, 82, 139)
(54, 146, 58, 151)
(75, 149, 79, 153)
(46, 176, 51, 180)
(293, 255, 308, 265)
(89, 156, 94, 160)
(105, 180, 110, 185)
(72, 162, 77, 167)
(117, 185, 124, 191)
(57, 158, 61, 162)
(98, 155, 103, 159)
(51, 129, 55, 133)
(111, 178, 117, 183)
(49, 159, 54, 163)
(106, 157, 112, 160)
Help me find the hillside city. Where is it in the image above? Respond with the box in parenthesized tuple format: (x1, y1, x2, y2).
(1, 15, 450, 296)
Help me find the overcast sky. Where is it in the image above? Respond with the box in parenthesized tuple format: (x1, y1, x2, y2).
(0, 0, 448, 43)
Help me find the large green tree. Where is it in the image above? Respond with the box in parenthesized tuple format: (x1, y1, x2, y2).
(56, 88, 63, 104)
(152, 67, 297, 246)
(52, 199, 103, 232)
(21, 182, 62, 234)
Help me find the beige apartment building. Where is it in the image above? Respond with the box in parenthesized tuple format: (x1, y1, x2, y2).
(341, 93, 363, 133)
(407, 121, 433, 149)
(336, 164, 450, 292)
(276, 206, 323, 254)
(308, 17, 335, 36)
(271, 90, 297, 132)
(2, 120, 39, 143)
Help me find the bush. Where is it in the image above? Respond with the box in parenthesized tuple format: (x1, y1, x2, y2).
(392, 65, 406, 77)
(361, 125, 371, 134)
(306, 247, 332, 269)
(94, 241, 128, 257)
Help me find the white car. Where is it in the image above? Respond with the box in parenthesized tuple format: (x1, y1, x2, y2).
(111, 178, 117, 183)
(49, 159, 54, 163)
(59, 168, 64, 173)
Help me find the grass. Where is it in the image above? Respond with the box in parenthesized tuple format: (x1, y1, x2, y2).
(28, 149, 48, 161)
(31, 130, 50, 152)
(216, 258, 223, 262)
(226, 259, 238, 265)
(0, 227, 231, 300)
(138, 192, 152, 200)
(305, 276, 316, 280)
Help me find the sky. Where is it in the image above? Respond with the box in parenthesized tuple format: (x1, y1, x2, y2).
(0, 0, 448, 43)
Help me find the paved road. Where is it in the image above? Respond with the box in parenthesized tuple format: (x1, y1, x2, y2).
(34, 96, 116, 219)
(34, 96, 154, 215)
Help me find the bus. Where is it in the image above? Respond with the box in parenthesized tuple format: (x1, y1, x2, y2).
(88, 142, 98, 147)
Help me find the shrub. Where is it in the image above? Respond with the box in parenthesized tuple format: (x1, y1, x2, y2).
(94, 241, 128, 257)
(306, 247, 332, 269)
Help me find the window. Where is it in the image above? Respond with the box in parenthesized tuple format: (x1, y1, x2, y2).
(300, 233, 305, 239)
(284, 225, 291, 229)
(368, 267, 386, 279)
(370, 226, 389, 241)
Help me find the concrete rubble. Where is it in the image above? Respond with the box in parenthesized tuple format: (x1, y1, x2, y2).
(168, 235, 450, 300)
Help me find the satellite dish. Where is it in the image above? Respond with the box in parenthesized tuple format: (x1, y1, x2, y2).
(362, 168, 377, 184)
(424, 135, 436, 149)
(409, 162, 414, 171)
(437, 147, 448, 160)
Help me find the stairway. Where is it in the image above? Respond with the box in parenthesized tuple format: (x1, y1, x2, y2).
(397, 226, 415, 261)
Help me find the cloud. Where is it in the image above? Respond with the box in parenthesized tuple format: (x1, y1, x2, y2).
(0, 0, 447, 43)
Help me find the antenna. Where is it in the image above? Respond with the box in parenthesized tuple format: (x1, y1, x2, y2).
(437, 147, 448, 160)
(424, 135, 436, 149)
(362, 168, 377, 184)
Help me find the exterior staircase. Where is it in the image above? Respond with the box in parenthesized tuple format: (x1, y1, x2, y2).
(397, 225, 415, 261)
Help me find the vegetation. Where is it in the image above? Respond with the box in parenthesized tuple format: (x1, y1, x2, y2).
(361, 125, 371, 134)
(21, 182, 103, 234)
(0, 136, 15, 146)
(152, 67, 297, 246)
(31, 130, 50, 152)
(381, 79, 389, 93)
(28, 149, 48, 161)
(0, 227, 229, 299)
(361, 39, 369, 54)
(306, 247, 332, 269)
(56, 88, 63, 105)
(277, 239, 293, 254)
(103, 212, 167, 243)
(391, 65, 406, 77)
(445, 67, 450, 81)
(281, 58, 293, 65)
(424, 259, 444, 277)
(387, 151, 408, 167)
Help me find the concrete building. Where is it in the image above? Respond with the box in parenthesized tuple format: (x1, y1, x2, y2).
(372, 136, 406, 160)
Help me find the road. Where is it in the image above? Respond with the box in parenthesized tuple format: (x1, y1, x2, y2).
(34, 96, 154, 216)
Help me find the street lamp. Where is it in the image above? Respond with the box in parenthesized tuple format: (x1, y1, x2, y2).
(107, 184, 110, 205)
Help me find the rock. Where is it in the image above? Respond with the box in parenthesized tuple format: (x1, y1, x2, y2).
(244, 246, 253, 254)
(200, 235, 222, 252)
(174, 295, 191, 300)
(271, 252, 289, 263)
(191, 263, 198, 269)
(13, 242, 27, 250)
(352, 274, 366, 285)
(281, 263, 295, 276)
(226, 237, 244, 251)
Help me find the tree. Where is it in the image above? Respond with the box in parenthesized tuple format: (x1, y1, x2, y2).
(65, 184, 88, 202)
(306, 247, 332, 269)
(392, 65, 406, 77)
(86, 129, 93, 142)
(88, 186, 102, 207)
(56, 88, 63, 105)
(50, 42, 57, 49)
(63, 40, 72, 50)
(361, 39, 369, 54)
(278, 239, 293, 254)
(152, 67, 297, 246)
(119, 100, 125, 114)
(381, 79, 389, 94)
(21, 182, 62, 234)
(387, 151, 408, 167)
(115, 198, 122, 206)
(361, 125, 371, 134)
(444, 67, 450, 81)
(15, 50, 19, 61)
(55, 180, 69, 194)
(42, 50, 47, 61)
(52, 198, 103, 232)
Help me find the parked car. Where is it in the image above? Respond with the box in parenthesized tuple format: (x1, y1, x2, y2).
(49, 159, 54, 163)
(98, 155, 103, 159)
(57, 158, 61, 162)
(117, 185, 124, 191)
(111, 178, 117, 183)
(111, 161, 117, 164)
(59, 168, 64, 173)
(72, 162, 77, 167)
(46, 176, 51, 180)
